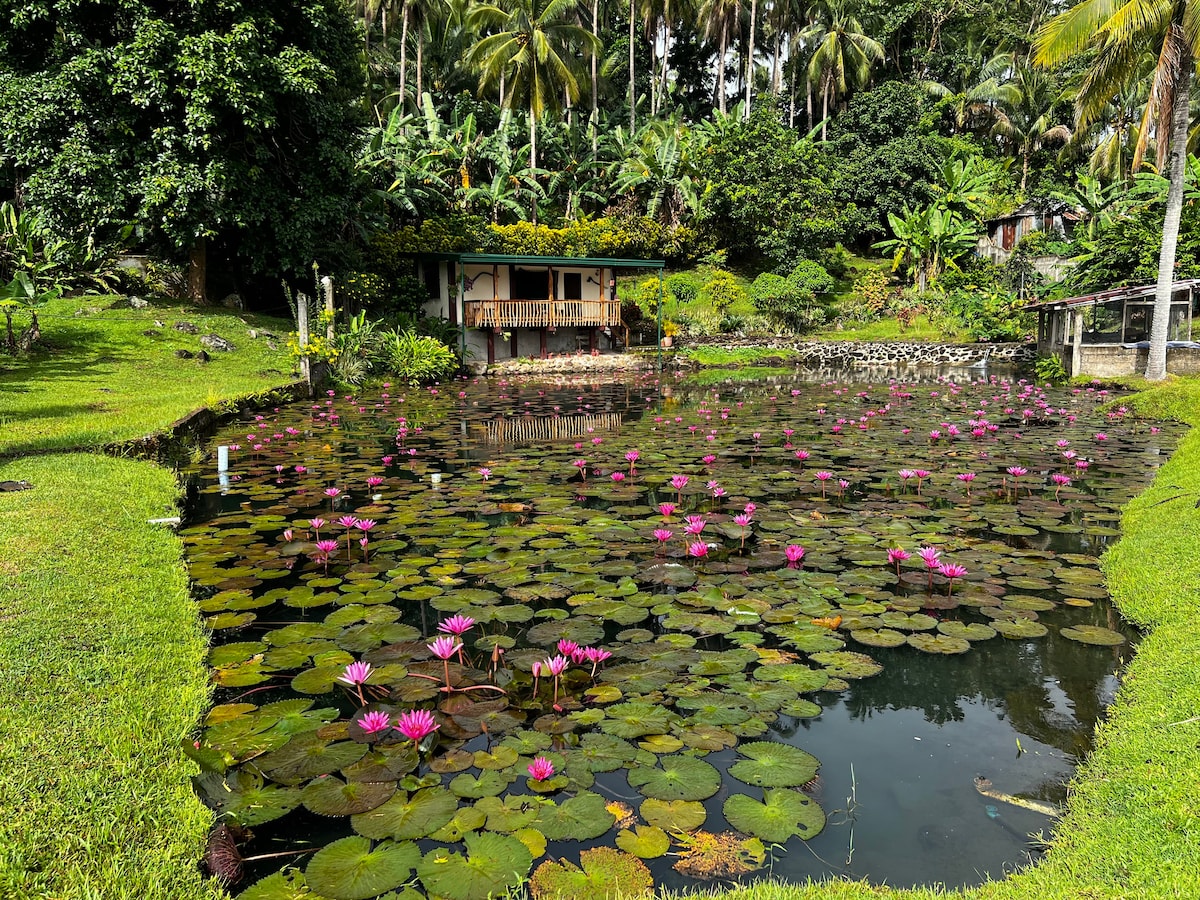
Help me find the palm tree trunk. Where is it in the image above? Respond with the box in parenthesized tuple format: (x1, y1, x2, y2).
(820, 73, 829, 141)
(592, 0, 600, 148)
(529, 100, 539, 224)
(806, 75, 813, 132)
(771, 26, 781, 94)
(629, 0, 636, 131)
(661, 21, 672, 107)
(717, 21, 727, 113)
(744, 0, 757, 117)
(399, 2, 409, 110)
(1145, 43, 1193, 381)
(416, 26, 423, 102)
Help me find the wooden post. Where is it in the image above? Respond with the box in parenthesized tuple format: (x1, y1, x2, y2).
(1071, 308, 1084, 378)
(487, 330, 495, 365)
(321, 276, 335, 341)
(297, 292, 311, 388)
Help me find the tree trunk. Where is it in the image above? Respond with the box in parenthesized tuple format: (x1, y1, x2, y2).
(744, 0, 757, 117)
(806, 75, 813, 132)
(592, 0, 600, 152)
(716, 21, 727, 113)
(661, 21, 672, 107)
(416, 27, 423, 102)
(771, 26, 781, 94)
(399, 3, 409, 110)
(1145, 40, 1193, 381)
(629, 0, 636, 131)
(820, 73, 829, 141)
(3, 309, 13, 350)
(188, 236, 207, 304)
(530, 100, 540, 222)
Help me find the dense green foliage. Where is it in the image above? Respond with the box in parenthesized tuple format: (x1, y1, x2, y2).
(0, 0, 364, 284)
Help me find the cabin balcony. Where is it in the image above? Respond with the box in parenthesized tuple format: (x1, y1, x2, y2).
(463, 298, 623, 330)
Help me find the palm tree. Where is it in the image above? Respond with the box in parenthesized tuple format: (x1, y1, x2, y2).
(801, 0, 883, 140)
(923, 50, 1019, 134)
(467, 0, 601, 172)
(700, 0, 741, 114)
(991, 61, 1072, 191)
(1035, 0, 1200, 380)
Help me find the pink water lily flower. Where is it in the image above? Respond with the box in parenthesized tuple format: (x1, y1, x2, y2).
(653, 528, 674, 553)
(366, 475, 384, 488)
(545, 655, 570, 676)
(687, 541, 709, 559)
(785, 544, 806, 569)
(338, 661, 373, 685)
(918, 546, 941, 569)
(479, 467, 492, 481)
(395, 709, 439, 743)
(557, 640, 579, 658)
(438, 615, 476, 636)
(428, 636, 461, 660)
(658, 502, 677, 519)
(938, 562, 968, 596)
(357, 711, 392, 736)
(887, 547, 910, 576)
(611, 471, 626, 482)
(528, 756, 556, 781)
(337, 515, 359, 529)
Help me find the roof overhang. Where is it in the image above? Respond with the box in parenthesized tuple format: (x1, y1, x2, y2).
(1025, 279, 1200, 311)
(409, 252, 665, 270)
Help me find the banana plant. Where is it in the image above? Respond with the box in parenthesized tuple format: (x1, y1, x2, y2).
(1, 271, 60, 350)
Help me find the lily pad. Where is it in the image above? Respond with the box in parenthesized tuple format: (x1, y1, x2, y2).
(723, 788, 826, 842)
(1059, 624, 1126, 646)
(415, 831, 532, 900)
(616, 825, 671, 859)
(351, 787, 458, 840)
(936, 621, 997, 641)
(533, 791, 616, 841)
(302, 775, 396, 816)
(305, 835, 419, 900)
(640, 798, 707, 832)
(529, 847, 653, 900)
(728, 741, 820, 788)
(906, 633, 971, 654)
(628, 756, 721, 801)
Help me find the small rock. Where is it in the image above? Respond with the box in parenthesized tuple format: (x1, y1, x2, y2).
(248, 329, 258, 339)
(266, 341, 277, 351)
(0, 481, 33, 492)
(174, 349, 194, 359)
(129, 297, 150, 309)
(142, 329, 161, 337)
(200, 333, 235, 352)
(155, 320, 165, 327)
(196, 350, 211, 363)
(174, 321, 199, 334)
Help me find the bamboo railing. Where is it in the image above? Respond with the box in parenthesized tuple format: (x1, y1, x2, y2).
(464, 298, 623, 329)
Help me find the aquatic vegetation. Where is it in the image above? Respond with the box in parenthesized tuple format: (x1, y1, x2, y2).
(182, 372, 1175, 899)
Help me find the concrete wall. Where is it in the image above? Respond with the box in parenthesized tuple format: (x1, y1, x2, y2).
(1071, 345, 1200, 377)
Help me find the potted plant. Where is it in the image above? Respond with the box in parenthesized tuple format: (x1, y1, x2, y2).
(661, 320, 679, 348)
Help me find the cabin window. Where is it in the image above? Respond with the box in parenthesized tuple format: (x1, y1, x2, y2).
(1083, 300, 1123, 343)
(1123, 304, 1151, 343)
(422, 263, 440, 300)
(562, 272, 582, 300)
(511, 266, 547, 300)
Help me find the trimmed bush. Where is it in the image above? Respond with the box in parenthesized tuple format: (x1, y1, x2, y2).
(384, 330, 458, 385)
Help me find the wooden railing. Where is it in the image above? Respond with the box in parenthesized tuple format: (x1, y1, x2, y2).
(464, 298, 623, 329)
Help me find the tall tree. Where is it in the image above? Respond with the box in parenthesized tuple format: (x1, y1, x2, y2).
(467, 0, 600, 172)
(1036, 0, 1200, 380)
(991, 60, 1072, 190)
(802, 0, 884, 139)
(0, 0, 364, 301)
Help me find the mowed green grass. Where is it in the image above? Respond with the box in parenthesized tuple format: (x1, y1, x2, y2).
(0, 296, 293, 455)
(0, 453, 221, 900)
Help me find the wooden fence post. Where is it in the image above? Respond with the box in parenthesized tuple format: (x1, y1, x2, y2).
(296, 292, 311, 389)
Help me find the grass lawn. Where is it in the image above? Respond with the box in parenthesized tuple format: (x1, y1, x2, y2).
(809, 315, 965, 343)
(0, 297, 295, 899)
(0, 454, 220, 900)
(0, 295, 294, 456)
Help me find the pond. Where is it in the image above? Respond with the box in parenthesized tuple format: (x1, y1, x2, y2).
(180, 370, 1176, 900)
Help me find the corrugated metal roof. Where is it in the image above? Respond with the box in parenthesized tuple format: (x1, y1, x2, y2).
(1025, 279, 1200, 310)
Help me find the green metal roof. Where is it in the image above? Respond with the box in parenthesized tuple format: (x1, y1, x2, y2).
(409, 251, 665, 269)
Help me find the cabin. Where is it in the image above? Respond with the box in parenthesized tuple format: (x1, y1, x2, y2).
(1028, 279, 1200, 376)
(976, 201, 1080, 279)
(411, 252, 665, 365)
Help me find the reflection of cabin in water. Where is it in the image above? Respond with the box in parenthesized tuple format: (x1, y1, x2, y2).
(473, 412, 624, 446)
(1028, 279, 1200, 376)
(411, 252, 665, 365)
